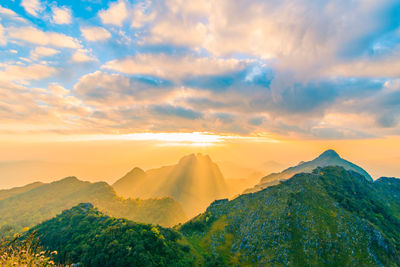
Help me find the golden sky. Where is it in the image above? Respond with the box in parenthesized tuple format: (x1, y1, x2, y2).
(0, 133, 399, 188)
(1, 1, 400, 188)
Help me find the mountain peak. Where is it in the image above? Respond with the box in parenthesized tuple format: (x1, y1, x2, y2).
(127, 167, 145, 176)
(178, 153, 212, 164)
(317, 149, 340, 159)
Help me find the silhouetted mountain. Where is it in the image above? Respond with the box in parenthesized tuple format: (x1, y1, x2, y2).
(245, 149, 372, 193)
(31, 203, 195, 266)
(180, 166, 400, 265)
(113, 153, 228, 217)
(0, 181, 43, 200)
(0, 176, 186, 236)
(112, 167, 147, 197)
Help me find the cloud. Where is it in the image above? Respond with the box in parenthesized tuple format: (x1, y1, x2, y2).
(0, 64, 57, 84)
(248, 116, 264, 126)
(1, 0, 400, 139)
(21, 0, 43, 17)
(329, 57, 400, 78)
(0, 5, 19, 17)
(51, 6, 72, 24)
(48, 83, 69, 96)
(0, 24, 5, 46)
(81, 26, 111, 41)
(0, 5, 28, 23)
(141, 0, 400, 76)
(71, 49, 96, 62)
(131, 1, 156, 28)
(73, 71, 173, 105)
(30, 46, 60, 59)
(213, 113, 235, 124)
(9, 26, 80, 48)
(151, 105, 203, 120)
(103, 53, 249, 80)
(99, 0, 128, 26)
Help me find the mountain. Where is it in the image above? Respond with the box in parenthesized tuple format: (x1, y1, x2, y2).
(245, 149, 372, 193)
(0, 176, 186, 237)
(112, 167, 147, 197)
(113, 153, 228, 217)
(31, 203, 196, 266)
(0, 181, 43, 200)
(180, 166, 400, 266)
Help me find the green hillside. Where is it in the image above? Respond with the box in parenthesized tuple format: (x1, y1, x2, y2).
(180, 166, 400, 266)
(0, 177, 186, 237)
(31, 203, 195, 267)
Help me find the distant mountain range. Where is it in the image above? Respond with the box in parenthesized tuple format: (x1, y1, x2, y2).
(113, 153, 229, 217)
(244, 149, 372, 193)
(0, 176, 186, 237)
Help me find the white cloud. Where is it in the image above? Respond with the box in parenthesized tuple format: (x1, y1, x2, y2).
(80, 26, 111, 41)
(99, 0, 128, 26)
(0, 64, 57, 84)
(0, 5, 18, 16)
(31, 46, 60, 59)
(51, 6, 72, 24)
(71, 49, 96, 62)
(141, 0, 399, 76)
(9, 26, 80, 48)
(21, 0, 43, 17)
(48, 83, 69, 96)
(0, 24, 6, 46)
(103, 53, 249, 79)
(328, 58, 400, 78)
(131, 1, 156, 28)
(0, 5, 28, 23)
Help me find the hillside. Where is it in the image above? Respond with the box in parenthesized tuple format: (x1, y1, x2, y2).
(180, 166, 400, 266)
(113, 153, 228, 217)
(31, 203, 195, 266)
(245, 149, 372, 193)
(0, 177, 186, 237)
(0, 181, 43, 200)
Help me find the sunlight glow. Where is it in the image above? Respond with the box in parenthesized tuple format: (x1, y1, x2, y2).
(75, 132, 280, 146)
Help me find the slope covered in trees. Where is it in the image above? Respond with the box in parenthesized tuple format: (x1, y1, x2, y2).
(0, 176, 186, 237)
(180, 166, 400, 266)
(31, 203, 195, 267)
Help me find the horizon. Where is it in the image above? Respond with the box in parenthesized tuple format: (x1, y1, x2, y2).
(1, 141, 400, 189)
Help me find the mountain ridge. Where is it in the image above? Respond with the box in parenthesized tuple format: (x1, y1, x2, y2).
(245, 149, 372, 193)
(180, 166, 400, 265)
(0, 176, 187, 237)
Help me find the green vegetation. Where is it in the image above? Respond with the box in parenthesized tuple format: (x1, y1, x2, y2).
(0, 232, 56, 266)
(31, 203, 195, 267)
(0, 177, 187, 237)
(180, 166, 400, 266)
(5, 165, 400, 266)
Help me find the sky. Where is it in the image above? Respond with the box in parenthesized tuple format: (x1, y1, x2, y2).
(0, 0, 400, 187)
